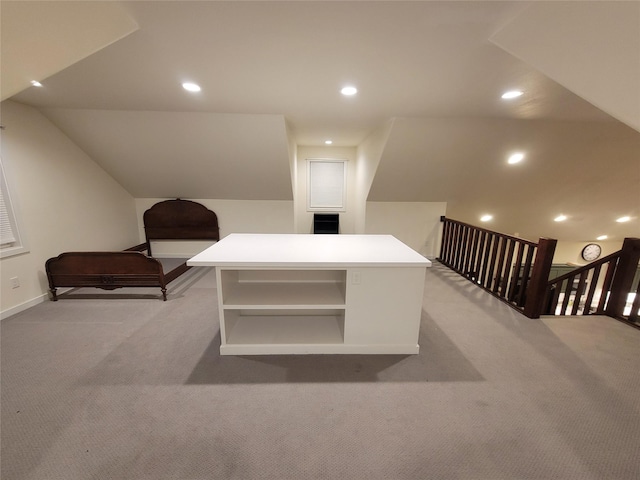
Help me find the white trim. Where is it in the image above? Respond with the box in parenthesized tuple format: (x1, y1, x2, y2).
(1, 242, 30, 258)
(0, 292, 51, 321)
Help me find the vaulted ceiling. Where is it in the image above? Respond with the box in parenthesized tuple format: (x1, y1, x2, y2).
(2, 1, 639, 242)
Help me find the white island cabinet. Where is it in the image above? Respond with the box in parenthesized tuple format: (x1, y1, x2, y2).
(187, 234, 431, 355)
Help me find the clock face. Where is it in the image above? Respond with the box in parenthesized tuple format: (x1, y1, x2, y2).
(581, 243, 602, 261)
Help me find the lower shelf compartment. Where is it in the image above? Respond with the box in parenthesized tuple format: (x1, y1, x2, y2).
(220, 311, 420, 355)
(224, 313, 345, 346)
(219, 342, 420, 355)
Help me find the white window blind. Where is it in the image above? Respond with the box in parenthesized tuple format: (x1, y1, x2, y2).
(0, 185, 16, 245)
(307, 159, 346, 211)
(0, 157, 27, 257)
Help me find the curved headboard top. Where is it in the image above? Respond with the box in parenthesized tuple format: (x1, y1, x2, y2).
(143, 198, 220, 242)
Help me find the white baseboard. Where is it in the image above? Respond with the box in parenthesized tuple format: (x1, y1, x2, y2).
(1, 292, 49, 320)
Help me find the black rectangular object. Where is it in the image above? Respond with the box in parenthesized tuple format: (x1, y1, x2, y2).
(313, 213, 339, 234)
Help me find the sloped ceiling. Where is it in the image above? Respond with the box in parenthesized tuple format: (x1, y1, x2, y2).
(365, 0, 640, 241)
(4, 1, 640, 242)
(369, 117, 640, 241)
(0, 1, 138, 100)
(490, 1, 640, 133)
(42, 109, 292, 199)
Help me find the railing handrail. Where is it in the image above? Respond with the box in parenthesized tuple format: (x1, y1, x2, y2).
(547, 251, 621, 285)
(441, 217, 538, 247)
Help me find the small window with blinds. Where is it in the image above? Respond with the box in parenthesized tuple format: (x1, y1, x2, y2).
(307, 159, 347, 212)
(0, 158, 27, 258)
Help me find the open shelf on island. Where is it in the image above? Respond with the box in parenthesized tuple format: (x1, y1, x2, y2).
(220, 269, 346, 308)
(224, 310, 345, 346)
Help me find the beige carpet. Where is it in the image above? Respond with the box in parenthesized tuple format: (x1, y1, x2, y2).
(1, 262, 639, 480)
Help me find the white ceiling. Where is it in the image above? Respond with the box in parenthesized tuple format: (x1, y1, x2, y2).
(2, 0, 639, 242)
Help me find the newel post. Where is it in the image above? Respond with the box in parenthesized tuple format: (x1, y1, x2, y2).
(438, 216, 448, 263)
(605, 238, 640, 318)
(524, 237, 557, 319)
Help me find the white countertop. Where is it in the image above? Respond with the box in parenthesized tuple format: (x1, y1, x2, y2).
(187, 234, 432, 268)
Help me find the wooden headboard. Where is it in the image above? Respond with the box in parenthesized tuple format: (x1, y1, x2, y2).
(143, 199, 220, 255)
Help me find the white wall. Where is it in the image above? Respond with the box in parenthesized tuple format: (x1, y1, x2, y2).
(135, 198, 294, 257)
(0, 100, 139, 318)
(355, 120, 395, 233)
(365, 202, 446, 258)
(356, 121, 446, 258)
(553, 239, 624, 266)
(286, 122, 299, 232)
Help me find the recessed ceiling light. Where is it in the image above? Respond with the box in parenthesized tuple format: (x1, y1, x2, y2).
(554, 214, 567, 222)
(341, 86, 357, 96)
(507, 152, 525, 164)
(324, 140, 333, 145)
(616, 216, 631, 223)
(182, 82, 201, 92)
(30, 80, 42, 87)
(501, 90, 523, 99)
(480, 214, 493, 222)
(596, 235, 608, 241)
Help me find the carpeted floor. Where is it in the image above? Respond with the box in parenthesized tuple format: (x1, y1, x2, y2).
(1, 261, 639, 480)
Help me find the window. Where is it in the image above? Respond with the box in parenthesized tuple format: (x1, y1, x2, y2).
(307, 159, 347, 212)
(0, 158, 27, 258)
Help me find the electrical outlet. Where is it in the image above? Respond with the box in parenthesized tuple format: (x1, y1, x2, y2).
(10, 276, 20, 289)
(352, 271, 361, 285)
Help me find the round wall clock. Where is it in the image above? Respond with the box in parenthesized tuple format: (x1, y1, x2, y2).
(581, 243, 602, 261)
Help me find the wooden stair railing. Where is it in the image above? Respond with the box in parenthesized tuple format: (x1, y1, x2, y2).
(544, 237, 640, 328)
(544, 252, 620, 316)
(438, 217, 556, 319)
(439, 218, 640, 326)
